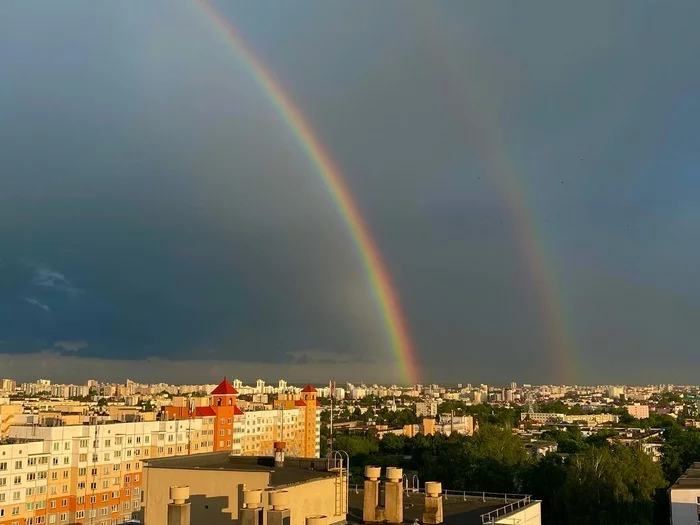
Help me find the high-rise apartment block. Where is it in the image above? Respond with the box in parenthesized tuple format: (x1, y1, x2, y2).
(0, 378, 321, 525)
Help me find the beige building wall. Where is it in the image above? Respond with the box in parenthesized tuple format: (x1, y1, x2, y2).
(0, 405, 22, 438)
(492, 501, 542, 524)
(144, 467, 344, 525)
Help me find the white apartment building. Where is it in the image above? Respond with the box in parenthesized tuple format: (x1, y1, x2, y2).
(670, 462, 700, 525)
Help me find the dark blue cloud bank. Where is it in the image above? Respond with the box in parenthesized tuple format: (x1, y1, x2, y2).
(2, 1, 700, 384)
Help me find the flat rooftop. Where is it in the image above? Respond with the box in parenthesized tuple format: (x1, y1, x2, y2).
(348, 491, 533, 525)
(672, 462, 700, 489)
(144, 452, 336, 488)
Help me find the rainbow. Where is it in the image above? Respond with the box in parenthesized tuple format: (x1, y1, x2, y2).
(194, 0, 420, 385)
(413, 4, 580, 384)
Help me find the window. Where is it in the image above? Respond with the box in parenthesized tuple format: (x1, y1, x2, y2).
(0, 462, 6, 470)
(28, 458, 37, 466)
(78, 468, 86, 476)
(75, 511, 85, 519)
(90, 496, 96, 504)
(14, 461, 22, 470)
(59, 513, 67, 522)
(61, 499, 67, 507)
(13, 476, 21, 485)
(50, 501, 56, 509)
(102, 494, 108, 502)
(0, 477, 6, 486)
(52, 443, 59, 452)
(48, 515, 56, 524)
(91, 468, 97, 476)
(52, 458, 59, 466)
(79, 454, 87, 462)
(102, 481, 109, 489)
(80, 439, 88, 448)
(77, 496, 85, 505)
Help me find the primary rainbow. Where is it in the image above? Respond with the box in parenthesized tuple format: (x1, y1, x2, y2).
(194, 0, 420, 385)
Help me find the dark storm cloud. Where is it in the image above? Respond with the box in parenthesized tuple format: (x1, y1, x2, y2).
(1, 1, 700, 383)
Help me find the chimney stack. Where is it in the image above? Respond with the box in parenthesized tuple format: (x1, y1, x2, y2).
(168, 486, 191, 525)
(240, 488, 264, 525)
(384, 467, 404, 524)
(274, 441, 286, 467)
(267, 491, 290, 525)
(422, 482, 443, 524)
(362, 466, 381, 522)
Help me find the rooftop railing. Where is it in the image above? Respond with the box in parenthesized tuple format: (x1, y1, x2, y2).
(348, 484, 533, 522)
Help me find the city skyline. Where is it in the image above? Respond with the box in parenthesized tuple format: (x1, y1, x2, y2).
(2, 2, 700, 384)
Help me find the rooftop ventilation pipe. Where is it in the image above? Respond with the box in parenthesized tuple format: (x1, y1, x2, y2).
(274, 441, 286, 467)
(168, 486, 191, 525)
(267, 491, 290, 525)
(240, 488, 264, 525)
(384, 467, 404, 524)
(422, 482, 444, 524)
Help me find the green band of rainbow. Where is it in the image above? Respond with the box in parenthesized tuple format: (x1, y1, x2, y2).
(196, 0, 420, 385)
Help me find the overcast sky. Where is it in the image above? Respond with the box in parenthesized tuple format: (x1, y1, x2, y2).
(1, 1, 700, 385)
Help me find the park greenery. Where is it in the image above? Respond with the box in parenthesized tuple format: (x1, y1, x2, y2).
(321, 402, 700, 525)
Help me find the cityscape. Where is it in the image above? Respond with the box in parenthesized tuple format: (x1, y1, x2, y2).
(2, 377, 700, 524)
(3, 1, 700, 525)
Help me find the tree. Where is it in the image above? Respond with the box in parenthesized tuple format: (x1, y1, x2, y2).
(379, 433, 406, 455)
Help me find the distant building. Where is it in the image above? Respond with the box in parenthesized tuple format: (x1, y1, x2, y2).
(415, 401, 439, 418)
(626, 404, 650, 419)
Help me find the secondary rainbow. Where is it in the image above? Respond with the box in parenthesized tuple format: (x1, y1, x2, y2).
(415, 4, 580, 384)
(194, 0, 420, 385)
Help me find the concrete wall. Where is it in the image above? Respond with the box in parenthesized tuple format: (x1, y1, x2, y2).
(143, 467, 344, 525)
(494, 501, 542, 525)
(670, 487, 700, 525)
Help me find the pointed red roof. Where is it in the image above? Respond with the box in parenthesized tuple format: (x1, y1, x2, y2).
(195, 406, 216, 417)
(210, 378, 238, 395)
(294, 400, 307, 407)
(233, 405, 244, 416)
(301, 384, 317, 393)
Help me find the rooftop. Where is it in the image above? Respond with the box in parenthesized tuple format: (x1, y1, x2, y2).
(348, 489, 535, 525)
(144, 452, 336, 488)
(672, 462, 700, 489)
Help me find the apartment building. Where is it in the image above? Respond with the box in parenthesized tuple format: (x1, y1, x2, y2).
(5, 417, 215, 525)
(0, 438, 48, 525)
(165, 379, 321, 459)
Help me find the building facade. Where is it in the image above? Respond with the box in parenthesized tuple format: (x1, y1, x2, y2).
(4, 418, 214, 525)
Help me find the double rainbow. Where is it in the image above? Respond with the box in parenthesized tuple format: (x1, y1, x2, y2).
(195, 0, 420, 385)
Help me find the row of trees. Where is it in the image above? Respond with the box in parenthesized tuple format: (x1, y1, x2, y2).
(326, 421, 700, 525)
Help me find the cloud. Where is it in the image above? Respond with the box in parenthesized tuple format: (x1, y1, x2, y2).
(29, 263, 80, 294)
(0, 351, 397, 385)
(24, 297, 50, 312)
(54, 340, 88, 352)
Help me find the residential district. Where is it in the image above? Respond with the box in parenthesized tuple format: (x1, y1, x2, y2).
(1, 378, 700, 525)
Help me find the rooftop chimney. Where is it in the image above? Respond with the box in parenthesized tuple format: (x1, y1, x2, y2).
(363, 466, 381, 522)
(267, 490, 291, 525)
(168, 486, 191, 525)
(274, 441, 286, 467)
(240, 488, 264, 525)
(384, 467, 404, 524)
(422, 482, 443, 525)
